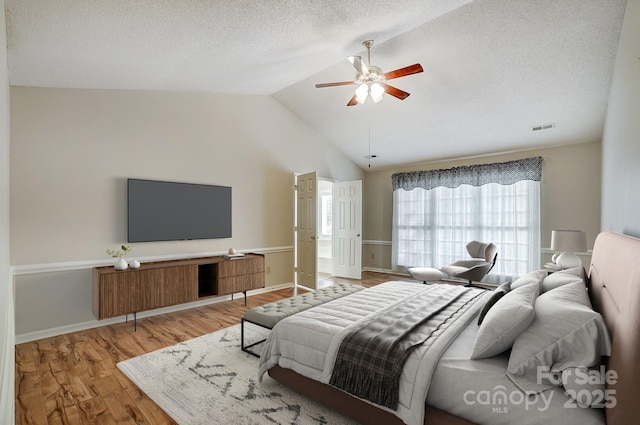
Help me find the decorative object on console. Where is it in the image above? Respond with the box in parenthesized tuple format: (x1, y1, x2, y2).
(224, 247, 245, 260)
(106, 244, 133, 270)
(550, 230, 587, 269)
(129, 259, 141, 269)
(114, 258, 128, 270)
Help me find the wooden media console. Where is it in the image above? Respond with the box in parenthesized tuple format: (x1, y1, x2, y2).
(93, 253, 265, 327)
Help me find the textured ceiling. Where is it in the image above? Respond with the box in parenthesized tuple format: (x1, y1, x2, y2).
(5, 0, 627, 170)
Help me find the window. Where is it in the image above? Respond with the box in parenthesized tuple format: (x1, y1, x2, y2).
(321, 194, 333, 237)
(391, 157, 542, 283)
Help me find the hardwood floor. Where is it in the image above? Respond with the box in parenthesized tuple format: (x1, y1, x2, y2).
(15, 271, 410, 425)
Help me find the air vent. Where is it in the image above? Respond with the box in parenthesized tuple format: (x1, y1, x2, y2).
(532, 123, 555, 131)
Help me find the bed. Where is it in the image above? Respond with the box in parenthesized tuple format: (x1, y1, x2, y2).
(258, 231, 640, 425)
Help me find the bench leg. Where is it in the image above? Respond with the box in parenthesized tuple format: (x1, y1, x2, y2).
(241, 318, 269, 358)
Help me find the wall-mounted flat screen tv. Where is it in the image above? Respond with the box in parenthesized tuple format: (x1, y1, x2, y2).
(128, 178, 232, 243)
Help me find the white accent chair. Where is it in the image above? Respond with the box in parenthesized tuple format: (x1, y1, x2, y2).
(440, 241, 498, 286)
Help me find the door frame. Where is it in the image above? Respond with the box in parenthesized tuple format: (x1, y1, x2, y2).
(293, 172, 363, 289)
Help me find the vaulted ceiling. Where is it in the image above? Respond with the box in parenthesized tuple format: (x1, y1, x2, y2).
(5, 0, 627, 169)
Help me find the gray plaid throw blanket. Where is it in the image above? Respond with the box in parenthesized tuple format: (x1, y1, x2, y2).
(329, 284, 484, 409)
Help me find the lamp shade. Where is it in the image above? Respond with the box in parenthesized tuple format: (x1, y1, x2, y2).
(550, 230, 587, 252)
(370, 83, 384, 103)
(355, 84, 369, 104)
(551, 230, 587, 268)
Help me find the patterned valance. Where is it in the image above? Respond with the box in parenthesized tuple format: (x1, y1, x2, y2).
(392, 156, 543, 191)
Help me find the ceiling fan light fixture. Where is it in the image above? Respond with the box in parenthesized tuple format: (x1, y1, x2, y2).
(355, 83, 369, 104)
(315, 39, 423, 107)
(370, 83, 384, 103)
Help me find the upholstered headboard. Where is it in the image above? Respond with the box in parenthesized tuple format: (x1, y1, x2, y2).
(588, 231, 640, 425)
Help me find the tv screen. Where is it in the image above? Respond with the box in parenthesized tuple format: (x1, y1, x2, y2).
(127, 179, 232, 243)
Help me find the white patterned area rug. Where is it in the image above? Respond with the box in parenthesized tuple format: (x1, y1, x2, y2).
(117, 324, 358, 425)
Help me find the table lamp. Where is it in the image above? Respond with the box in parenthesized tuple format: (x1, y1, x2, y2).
(550, 230, 587, 269)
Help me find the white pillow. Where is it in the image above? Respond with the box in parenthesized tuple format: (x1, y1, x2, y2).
(541, 267, 586, 293)
(510, 269, 547, 290)
(471, 277, 541, 359)
(507, 280, 611, 393)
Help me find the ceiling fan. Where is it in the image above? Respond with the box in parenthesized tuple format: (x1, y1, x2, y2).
(315, 40, 423, 106)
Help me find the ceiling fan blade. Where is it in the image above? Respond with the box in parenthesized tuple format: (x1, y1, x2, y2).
(381, 83, 410, 100)
(347, 95, 359, 106)
(315, 81, 357, 88)
(383, 63, 423, 81)
(348, 55, 369, 76)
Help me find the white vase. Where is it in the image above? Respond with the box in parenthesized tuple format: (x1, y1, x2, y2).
(129, 259, 141, 269)
(114, 258, 128, 270)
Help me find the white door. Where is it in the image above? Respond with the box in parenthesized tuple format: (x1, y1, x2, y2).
(296, 172, 318, 289)
(333, 180, 362, 279)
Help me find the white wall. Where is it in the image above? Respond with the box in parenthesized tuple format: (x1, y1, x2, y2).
(0, 2, 16, 423)
(11, 87, 363, 340)
(601, 0, 640, 237)
(10, 88, 363, 264)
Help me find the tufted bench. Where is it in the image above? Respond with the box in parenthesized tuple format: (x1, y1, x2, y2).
(241, 282, 364, 357)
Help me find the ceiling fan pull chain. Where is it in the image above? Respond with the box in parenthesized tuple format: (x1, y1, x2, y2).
(368, 100, 372, 168)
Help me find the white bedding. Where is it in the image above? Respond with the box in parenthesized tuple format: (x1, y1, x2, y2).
(426, 316, 606, 425)
(258, 281, 488, 425)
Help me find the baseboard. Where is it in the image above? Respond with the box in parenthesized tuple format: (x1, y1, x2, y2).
(362, 267, 410, 277)
(15, 282, 293, 344)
